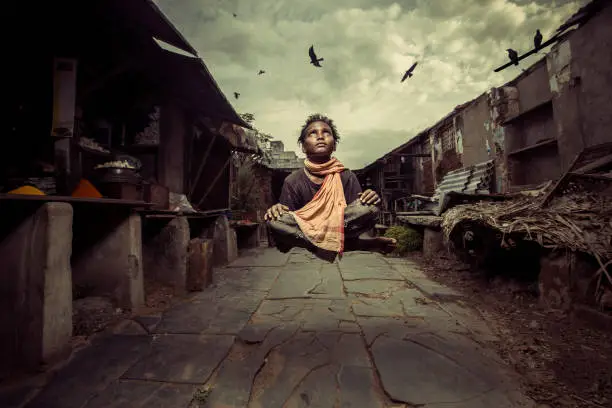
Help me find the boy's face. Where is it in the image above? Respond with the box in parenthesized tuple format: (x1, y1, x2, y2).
(302, 121, 335, 158)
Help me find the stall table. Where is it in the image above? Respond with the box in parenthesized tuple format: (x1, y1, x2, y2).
(0, 193, 150, 379)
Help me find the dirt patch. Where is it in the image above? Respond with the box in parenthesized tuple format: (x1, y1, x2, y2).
(71, 280, 182, 345)
(411, 252, 612, 408)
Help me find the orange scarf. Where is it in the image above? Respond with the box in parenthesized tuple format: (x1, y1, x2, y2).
(292, 157, 347, 254)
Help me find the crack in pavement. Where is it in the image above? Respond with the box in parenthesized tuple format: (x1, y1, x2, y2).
(281, 362, 332, 408)
(246, 327, 300, 407)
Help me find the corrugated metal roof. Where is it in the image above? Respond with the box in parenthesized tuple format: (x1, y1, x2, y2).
(433, 160, 494, 200)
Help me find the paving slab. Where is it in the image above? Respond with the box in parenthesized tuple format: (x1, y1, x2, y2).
(25, 335, 152, 408)
(371, 336, 492, 405)
(227, 248, 290, 267)
(254, 299, 355, 332)
(205, 326, 299, 407)
(123, 334, 234, 384)
(337, 365, 385, 408)
(83, 381, 196, 408)
(155, 290, 261, 335)
(409, 277, 464, 300)
(214, 266, 281, 292)
(268, 263, 344, 300)
(249, 332, 331, 408)
(14, 248, 532, 408)
(338, 253, 404, 281)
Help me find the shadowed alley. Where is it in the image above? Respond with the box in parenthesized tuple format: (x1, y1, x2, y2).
(11, 249, 535, 408)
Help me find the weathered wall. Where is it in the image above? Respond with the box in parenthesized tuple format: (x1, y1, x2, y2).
(548, 40, 584, 172)
(430, 118, 463, 187)
(570, 4, 612, 148)
(515, 61, 552, 112)
(159, 103, 186, 194)
(460, 95, 493, 167)
(548, 5, 612, 171)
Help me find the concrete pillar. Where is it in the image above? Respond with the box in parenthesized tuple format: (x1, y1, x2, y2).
(206, 215, 238, 266)
(72, 213, 144, 310)
(423, 228, 445, 258)
(142, 216, 190, 293)
(0, 202, 73, 378)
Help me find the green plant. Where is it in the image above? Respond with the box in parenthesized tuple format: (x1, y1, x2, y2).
(384, 225, 423, 255)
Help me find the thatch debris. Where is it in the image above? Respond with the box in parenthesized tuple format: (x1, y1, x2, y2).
(441, 177, 612, 295)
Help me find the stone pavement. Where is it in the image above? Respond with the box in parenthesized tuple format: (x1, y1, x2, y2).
(5, 248, 536, 408)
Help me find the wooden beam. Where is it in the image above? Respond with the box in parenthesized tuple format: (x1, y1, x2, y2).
(79, 59, 142, 99)
(196, 155, 232, 208)
(188, 132, 217, 199)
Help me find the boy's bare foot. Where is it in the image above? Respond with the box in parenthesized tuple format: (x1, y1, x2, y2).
(358, 236, 397, 254)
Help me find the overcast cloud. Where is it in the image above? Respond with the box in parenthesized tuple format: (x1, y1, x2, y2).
(154, 0, 586, 169)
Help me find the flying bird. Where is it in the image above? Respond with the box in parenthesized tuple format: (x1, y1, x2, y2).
(233, 13, 237, 18)
(234, 92, 240, 99)
(258, 69, 266, 75)
(534, 29, 543, 51)
(308, 45, 324, 67)
(507, 48, 519, 65)
(401, 62, 418, 82)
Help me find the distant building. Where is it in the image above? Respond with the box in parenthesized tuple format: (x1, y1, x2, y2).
(265, 140, 304, 171)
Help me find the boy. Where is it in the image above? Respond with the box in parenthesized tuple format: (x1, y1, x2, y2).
(265, 114, 396, 262)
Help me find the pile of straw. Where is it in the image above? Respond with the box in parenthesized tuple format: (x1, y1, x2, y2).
(441, 185, 612, 286)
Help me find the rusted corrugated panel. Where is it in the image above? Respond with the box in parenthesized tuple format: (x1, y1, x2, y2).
(433, 160, 494, 199)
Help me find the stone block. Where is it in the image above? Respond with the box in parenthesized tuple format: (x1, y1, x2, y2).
(207, 215, 238, 266)
(142, 216, 190, 293)
(0, 202, 73, 378)
(539, 251, 573, 310)
(423, 228, 444, 258)
(72, 211, 144, 310)
(187, 238, 214, 291)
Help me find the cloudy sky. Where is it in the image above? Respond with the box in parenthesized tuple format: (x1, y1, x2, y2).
(154, 0, 586, 169)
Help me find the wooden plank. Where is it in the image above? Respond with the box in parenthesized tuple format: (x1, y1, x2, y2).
(187, 238, 214, 291)
(0, 193, 151, 207)
(188, 132, 217, 199)
(538, 150, 582, 208)
(572, 153, 612, 174)
(507, 138, 557, 157)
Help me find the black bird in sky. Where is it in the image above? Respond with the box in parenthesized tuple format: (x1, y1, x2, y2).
(308, 45, 324, 67)
(534, 29, 543, 51)
(258, 69, 266, 75)
(401, 62, 418, 82)
(507, 48, 519, 65)
(233, 13, 237, 18)
(234, 92, 240, 99)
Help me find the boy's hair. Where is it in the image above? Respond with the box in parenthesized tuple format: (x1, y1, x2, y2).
(298, 114, 340, 145)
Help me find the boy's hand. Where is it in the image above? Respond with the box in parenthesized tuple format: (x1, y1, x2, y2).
(359, 189, 381, 205)
(264, 203, 289, 220)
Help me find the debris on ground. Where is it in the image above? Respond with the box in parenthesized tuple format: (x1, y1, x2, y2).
(71, 280, 180, 344)
(413, 252, 612, 408)
(73, 296, 124, 337)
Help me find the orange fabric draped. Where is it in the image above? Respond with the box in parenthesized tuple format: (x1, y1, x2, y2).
(292, 157, 347, 254)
